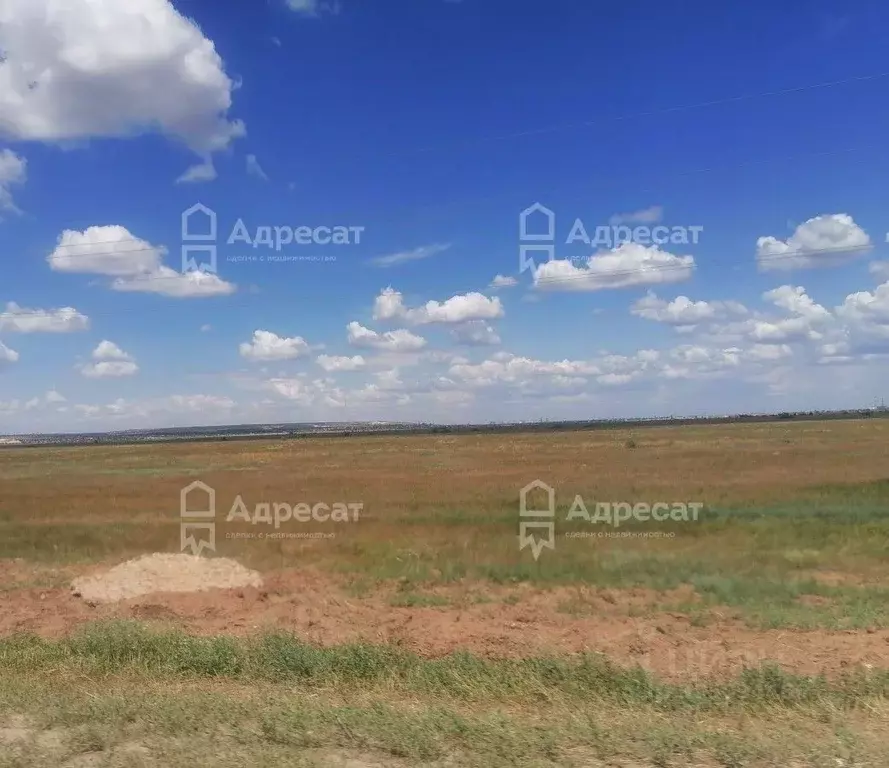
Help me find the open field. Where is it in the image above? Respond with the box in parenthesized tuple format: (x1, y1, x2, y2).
(1, 419, 889, 766)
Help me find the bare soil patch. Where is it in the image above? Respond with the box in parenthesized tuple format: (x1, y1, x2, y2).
(2, 562, 888, 681)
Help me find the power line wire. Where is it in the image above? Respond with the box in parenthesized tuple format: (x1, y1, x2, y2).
(395, 71, 889, 155)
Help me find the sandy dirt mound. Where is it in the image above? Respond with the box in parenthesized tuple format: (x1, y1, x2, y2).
(69, 554, 262, 603)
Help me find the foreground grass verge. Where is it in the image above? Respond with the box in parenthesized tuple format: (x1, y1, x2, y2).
(2, 622, 889, 766)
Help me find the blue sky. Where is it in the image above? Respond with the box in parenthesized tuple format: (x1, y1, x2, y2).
(2, 0, 889, 433)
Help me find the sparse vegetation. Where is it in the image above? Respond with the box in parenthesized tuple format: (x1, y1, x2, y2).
(2, 419, 889, 765)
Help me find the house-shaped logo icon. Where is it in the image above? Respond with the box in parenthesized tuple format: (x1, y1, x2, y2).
(180, 480, 216, 519)
(181, 203, 217, 242)
(519, 203, 555, 242)
(519, 479, 555, 517)
(518, 479, 556, 561)
(518, 203, 556, 274)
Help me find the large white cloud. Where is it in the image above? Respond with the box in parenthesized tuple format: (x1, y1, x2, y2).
(48, 226, 164, 276)
(0, 0, 245, 167)
(239, 330, 310, 362)
(0, 302, 89, 333)
(0, 148, 26, 212)
(47, 225, 236, 297)
(534, 243, 695, 292)
(756, 214, 870, 271)
(373, 287, 504, 324)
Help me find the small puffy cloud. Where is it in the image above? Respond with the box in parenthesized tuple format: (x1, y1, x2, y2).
(45, 390, 66, 404)
(111, 266, 236, 298)
(534, 243, 694, 292)
(369, 243, 450, 268)
(0, 341, 19, 366)
(869, 261, 889, 281)
(373, 287, 504, 325)
(631, 292, 747, 329)
(48, 226, 236, 297)
(451, 321, 501, 346)
(489, 274, 518, 289)
(756, 214, 870, 271)
(347, 321, 427, 352)
(609, 205, 663, 226)
(239, 330, 310, 361)
(93, 340, 130, 361)
(246, 154, 268, 180)
(0, 149, 26, 213)
(0, 0, 245, 168)
(286, 0, 340, 16)
(80, 340, 138, 378)
(0, 302, 90, 333)
(316, 354, 366, 372)
(176, 160, 217, 185)
(764, 285, 832, 321)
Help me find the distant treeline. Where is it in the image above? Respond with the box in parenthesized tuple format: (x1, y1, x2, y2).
(7, 408, 886, 448)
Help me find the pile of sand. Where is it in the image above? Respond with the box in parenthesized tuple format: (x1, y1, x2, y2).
(70, 553, 262, 603)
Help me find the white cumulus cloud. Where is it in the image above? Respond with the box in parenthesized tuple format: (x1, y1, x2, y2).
(347, 321, 427, 352)
(316, 355, 366, 372)
(0, 0, 245, 173)
(489, 274, 518, 289)
(48, 225, 236, 297)
(373, 287, 504, 325)
(80, 340, 138, 378)
(239, 330, 310, 361)
(756, 214, 870, 271)
(534, 243, 695, 292)
(631, 292, 747, 329)
(0, 302, 89, 333)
